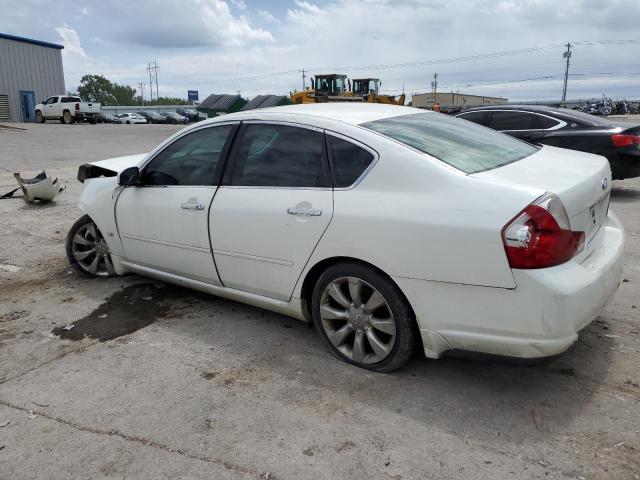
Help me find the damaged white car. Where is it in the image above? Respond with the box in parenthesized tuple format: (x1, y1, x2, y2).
(67, 104, 624, 371)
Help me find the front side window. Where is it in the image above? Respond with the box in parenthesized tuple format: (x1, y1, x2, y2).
(50, 97, 59, 104)
(227, 124, 328, 188)
(141, 125, 233, 186)
(363, 113, 538, 174)
(488, 111, 536, 130)
(327, 135, 375, 187)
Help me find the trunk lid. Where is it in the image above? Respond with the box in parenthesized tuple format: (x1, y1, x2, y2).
(473, 145, 611, 253)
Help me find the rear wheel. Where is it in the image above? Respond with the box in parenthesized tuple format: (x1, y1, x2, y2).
(311, 263, 416, 372)
(66, 215, 116, 278)
(63, 111, 75, 124)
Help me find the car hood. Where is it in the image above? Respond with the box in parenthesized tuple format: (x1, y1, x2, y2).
(77, 153, 147, 183)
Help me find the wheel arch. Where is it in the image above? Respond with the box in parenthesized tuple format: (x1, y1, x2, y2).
(299, 256, 417, 324)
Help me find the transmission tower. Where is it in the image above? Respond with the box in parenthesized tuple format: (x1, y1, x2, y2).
(146, 62, 159, 102)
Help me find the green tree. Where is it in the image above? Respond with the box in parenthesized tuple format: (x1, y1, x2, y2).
(77, 75, 116, 104)
(148, 96, 191, 106)
(111, 83, 137, 105)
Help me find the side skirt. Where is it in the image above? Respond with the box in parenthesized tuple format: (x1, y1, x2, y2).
(120, 260, 308, 321)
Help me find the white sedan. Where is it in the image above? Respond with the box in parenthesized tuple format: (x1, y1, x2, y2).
(117, 113, 147, 124)
(67, 104, 624, 372)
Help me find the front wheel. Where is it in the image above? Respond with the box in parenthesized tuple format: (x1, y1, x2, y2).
(35, 111, 44, 123)
(311, 263, 417, 372)
(66, 215, 116, 277)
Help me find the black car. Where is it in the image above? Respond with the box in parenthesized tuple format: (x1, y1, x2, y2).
(97, 112, 120, 124)
(455, 105, 640, 179)
(137, 111, 167, 124)
(161, 112, 187, 124)
(176, 107, 200, 122)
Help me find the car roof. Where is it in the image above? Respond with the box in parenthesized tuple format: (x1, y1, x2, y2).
(460, 104, 629, 127)
(211, 103, 424, 126)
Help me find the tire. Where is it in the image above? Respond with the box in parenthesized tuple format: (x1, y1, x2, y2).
(35, 111, 44, 123)
(89, 117, 97, 124)
(66, 215, 116, 278)
(601, 106, 612, 116)
(311, 262, 416, 372)
(63, 111, 75, 124)
(126, 121, 131, 125)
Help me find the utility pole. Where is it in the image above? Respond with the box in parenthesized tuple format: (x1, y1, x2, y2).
(299, 69, 307, 90)
(431, 73, 438, 105)
(562, 43, 572, 103)
(146, 61, 159, 102)
(138, 82, 145, 105)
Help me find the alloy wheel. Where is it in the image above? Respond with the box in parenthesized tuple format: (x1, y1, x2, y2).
(319, 276, 397, 364)
(71, 222, 115, 276)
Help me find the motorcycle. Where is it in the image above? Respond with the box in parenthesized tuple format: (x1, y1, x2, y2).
(583, 95, 613, 116)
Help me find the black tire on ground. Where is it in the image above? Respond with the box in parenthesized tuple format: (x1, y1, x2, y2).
(311, 262, 417, 372)
(35, 111, 44, 123)
(89, 117, 97, 124)
(126, 121, 131, 124)
(65, 215, 117, 278)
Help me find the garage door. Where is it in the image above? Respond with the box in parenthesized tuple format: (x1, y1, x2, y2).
(0, 95, 9, 121)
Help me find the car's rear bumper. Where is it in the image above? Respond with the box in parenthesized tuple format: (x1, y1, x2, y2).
(609, 152, 640, 179)
(394, 211, 625, 359)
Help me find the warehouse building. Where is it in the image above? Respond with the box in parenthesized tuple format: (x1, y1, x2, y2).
(0, 32, 65, 123)
(197, 94, 246, 117)
(240, 94, 289, 111)
(412, 92, 507, 109)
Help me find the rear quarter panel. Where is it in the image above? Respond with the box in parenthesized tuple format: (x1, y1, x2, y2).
(296, 129, 541, 294)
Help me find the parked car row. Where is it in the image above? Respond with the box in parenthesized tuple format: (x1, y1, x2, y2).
(96, 111, 198, 125)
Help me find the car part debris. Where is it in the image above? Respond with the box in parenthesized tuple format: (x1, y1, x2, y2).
(12, 171, 65, 202)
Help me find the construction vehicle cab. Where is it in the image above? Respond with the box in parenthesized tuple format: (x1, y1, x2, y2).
(352, 78, 380, 97)
(313, 74, 348, 98)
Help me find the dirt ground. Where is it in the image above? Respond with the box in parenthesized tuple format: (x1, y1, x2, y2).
(0, 122, 639, 480)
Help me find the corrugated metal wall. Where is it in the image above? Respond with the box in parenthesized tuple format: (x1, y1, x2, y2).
(0, 37, 65, 122)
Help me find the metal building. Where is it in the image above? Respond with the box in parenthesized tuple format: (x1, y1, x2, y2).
(412, 92, 507, 109)
(240, 94, 289, 111)
(197, 94, 246, 117)
(0, 32, 65, 123)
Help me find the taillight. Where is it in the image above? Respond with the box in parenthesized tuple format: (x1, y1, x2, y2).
(501, 193, 584, 269)
(611, 134, 640, 148)
(75, 103, 80, 111)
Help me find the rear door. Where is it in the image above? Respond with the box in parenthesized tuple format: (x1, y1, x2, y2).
(487, 110, 543, 144)
(115, 123, 236, 283)
(210, 122, 333, 301)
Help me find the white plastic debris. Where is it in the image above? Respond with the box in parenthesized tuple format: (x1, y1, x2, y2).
(13, 171, 65, 203)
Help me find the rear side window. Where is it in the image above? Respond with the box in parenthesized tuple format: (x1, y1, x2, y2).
(142, 125, 233, 186)
(363, 113, 537, 174)
(62, 96, 81, 103)
(227, 124, 328, 188)
(327, 135, 374, 187)
(536, 114, 561, 129)
(488, 111, 535, 130)
(457, 111, 487, 125)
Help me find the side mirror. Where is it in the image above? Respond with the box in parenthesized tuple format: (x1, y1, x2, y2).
(119, 166, 140, 186)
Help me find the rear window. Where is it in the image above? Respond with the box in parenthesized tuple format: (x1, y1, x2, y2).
(362, 113, 538, 174)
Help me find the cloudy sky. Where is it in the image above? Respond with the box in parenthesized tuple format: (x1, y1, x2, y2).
(2, 0, 639, 102)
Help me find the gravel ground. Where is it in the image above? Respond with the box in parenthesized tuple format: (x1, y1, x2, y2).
(0, 122, 639, 480)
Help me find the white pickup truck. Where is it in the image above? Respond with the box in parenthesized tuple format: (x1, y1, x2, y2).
(35, 95, 101, 124)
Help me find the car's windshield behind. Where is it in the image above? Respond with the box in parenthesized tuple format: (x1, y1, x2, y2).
(363, 113, 538, 174)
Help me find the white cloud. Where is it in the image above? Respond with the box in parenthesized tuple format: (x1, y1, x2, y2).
(257, 9, 279, 24)
(55, 26, 88, 58)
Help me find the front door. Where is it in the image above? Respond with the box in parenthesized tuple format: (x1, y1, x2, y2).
(115, 124, 235, 284)
(211, 122, 333, 301)
(19, 91, 35, 122)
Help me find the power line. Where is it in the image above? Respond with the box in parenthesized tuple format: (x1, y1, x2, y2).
(562, 43, 572, 102)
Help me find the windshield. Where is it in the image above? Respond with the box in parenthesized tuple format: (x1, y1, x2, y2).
(363, 113, 538, 174)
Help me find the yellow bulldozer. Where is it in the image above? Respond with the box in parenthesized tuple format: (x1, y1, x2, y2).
(290, 74, 405, 105)
(290, 74, 363, 104)
(351, 78, 405, 105)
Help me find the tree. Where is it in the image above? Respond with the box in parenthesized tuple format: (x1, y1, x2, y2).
(77, 75, 116, 104)
(111, 83, 137, 105)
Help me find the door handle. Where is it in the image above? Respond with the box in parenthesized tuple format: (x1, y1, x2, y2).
(287, 207, 322, 216)
(181, 201, 205, 210)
